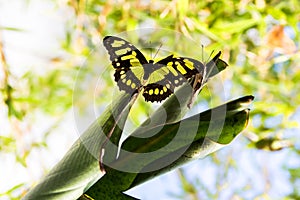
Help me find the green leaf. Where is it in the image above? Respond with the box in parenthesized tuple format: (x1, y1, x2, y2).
(85, 96, 252, 199)
(0, 26, 24, 31)
(0, 183, 25, 196)
(192, 20, 224, 42)
(214, 18, 259, 34)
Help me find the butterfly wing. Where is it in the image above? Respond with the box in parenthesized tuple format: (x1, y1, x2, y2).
(143, 82, 174, 102)
(205, 51, 228, 78)
(143, 56, 204, 102)
(103, 36, 148, 94)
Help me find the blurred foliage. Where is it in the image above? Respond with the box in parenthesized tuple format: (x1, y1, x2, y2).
(288, 165, 300, 198)
(0, 0, 300, 199)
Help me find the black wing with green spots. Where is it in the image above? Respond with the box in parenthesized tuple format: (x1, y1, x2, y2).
(103, 36, 206, 102)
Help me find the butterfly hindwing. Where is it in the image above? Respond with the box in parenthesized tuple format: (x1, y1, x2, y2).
(143, 81, 174, 102)
(114, 67, 141, 94)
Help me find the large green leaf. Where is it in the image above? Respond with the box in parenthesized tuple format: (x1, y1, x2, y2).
(84, 96, 252, 199)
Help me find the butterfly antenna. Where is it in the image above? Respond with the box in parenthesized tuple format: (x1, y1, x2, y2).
(206, 50, 215, 64)
(200, 44, 214, 63)
(153, 43, 163, 60)
(149, 41, 153, 59)
(201, 44, 204, 61)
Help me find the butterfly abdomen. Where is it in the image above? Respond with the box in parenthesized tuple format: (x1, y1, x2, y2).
(143, 61, 156, 80)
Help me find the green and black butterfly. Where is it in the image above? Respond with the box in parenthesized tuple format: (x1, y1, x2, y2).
(103, 36, 226, 102)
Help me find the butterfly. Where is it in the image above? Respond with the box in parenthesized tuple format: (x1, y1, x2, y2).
(103, 36, 226, 102)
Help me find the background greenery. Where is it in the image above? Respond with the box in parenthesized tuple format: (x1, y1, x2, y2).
(0, 0, 299, 199)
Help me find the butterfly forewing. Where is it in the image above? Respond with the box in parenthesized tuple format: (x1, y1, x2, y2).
(156, 56, 204, 87)
(103, 36, 149, 94)
(103, 36, 148, 66)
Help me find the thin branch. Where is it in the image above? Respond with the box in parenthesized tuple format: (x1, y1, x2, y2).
(0, 30, 9, 89)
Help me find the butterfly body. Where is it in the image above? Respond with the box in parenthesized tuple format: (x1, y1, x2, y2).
(103, 36, 212, 102)
(142, 60, 159, 80)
